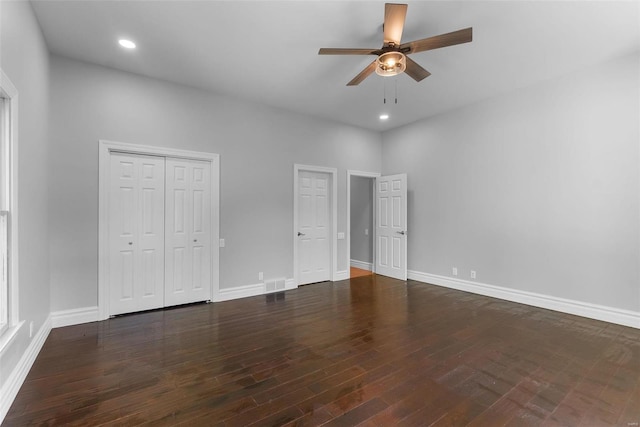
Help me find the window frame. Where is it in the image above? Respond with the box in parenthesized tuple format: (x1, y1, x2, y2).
(0, 68, 19, 342)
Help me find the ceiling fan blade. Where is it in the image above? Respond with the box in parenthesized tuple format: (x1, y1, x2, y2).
(404, 57, 431, 82)
(318, 48, 377, 55)
(401, 27, 472, 54)
(347, 61, 377, 86)
(383, 3, 408, 46)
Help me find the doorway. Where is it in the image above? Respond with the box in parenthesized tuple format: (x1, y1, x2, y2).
(347, 171, 408, 280)
(347, 170, 380, 279)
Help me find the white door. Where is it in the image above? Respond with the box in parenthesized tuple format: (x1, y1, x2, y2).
(165, 158, 212, 306)
(298, 171, 331, 285)
(376, 174, 407, 280)
(109, 153, 165, 315)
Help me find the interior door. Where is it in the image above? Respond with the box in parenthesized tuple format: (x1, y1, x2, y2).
(165, 158, 212, 306)
(376, 173, 407, 280)
(109, 153, 165, 315)
(298, 171, 331, 285)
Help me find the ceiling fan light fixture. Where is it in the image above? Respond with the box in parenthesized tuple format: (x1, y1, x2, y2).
(375, 51, 406, 77)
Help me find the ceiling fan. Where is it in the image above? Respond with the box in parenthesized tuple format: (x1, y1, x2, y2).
(318, 3, 472, 86)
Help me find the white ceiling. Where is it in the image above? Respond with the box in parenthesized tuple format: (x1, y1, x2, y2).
(30, 1, 640, 132)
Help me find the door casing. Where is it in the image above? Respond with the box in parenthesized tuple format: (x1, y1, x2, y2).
(293, 164, 338, 286)
(98, 140, 220, 320)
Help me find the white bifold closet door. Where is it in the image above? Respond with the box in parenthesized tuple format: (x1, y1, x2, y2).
(165, 158, 212, 306)
(108, 154, 212, 316)
(109, 153, 166, 316)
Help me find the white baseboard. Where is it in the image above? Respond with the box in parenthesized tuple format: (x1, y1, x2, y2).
(334, 270, 349, 281)
(350, 259, 373, 271)
(408, 270, 640, 329)
(51, 306, 99, 328)
(0, 315, 52, 423)
(215, 278, 297, 302)
(285, 278, 296, 290)
(216, 283, 264, 302)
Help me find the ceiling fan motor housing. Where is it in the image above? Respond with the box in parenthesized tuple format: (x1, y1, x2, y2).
(376, 51, 407, 76)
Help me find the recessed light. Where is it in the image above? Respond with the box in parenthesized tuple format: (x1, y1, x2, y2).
(379, 114, 389, 120)
(118, 39, 136, 49)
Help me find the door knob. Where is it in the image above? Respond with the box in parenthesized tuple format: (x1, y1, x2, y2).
(193, 239, 198, 242)
(298, 232, 305, 236)
(128, 242, 133, 245)
(396, 230, 406, 235)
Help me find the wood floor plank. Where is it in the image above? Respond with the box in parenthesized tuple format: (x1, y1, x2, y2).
(3, 275, 639, 426)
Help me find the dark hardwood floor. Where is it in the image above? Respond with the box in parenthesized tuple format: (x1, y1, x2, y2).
(4, 275, 640, 426)
(350, 267, 372, 278)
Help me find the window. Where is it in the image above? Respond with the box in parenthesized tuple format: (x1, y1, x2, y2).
(0, 93, 7, 334)
(0, 210, 6, 334)
(0, 69, 16, 338)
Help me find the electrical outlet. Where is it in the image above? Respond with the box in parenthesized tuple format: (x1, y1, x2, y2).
(365, 228, 369, 235)
(219, 238, 225, 248)
(452, 267, 458, 276)
(258, 272, 264, 281)
(337, 232, 345, 240)
(470, 270, 476, 279)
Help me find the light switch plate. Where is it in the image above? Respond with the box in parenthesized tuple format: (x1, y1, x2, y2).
(337, 232, 345, 240)
(219, 238, 225, 248)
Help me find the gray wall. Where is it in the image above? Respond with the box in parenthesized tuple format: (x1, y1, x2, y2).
(350, 176, 373, 264)
(382, 52, 640, 312)
(0, 1, 51, 388)
(48, 55, 382, 312)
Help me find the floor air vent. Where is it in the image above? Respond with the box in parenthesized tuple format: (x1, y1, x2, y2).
(265, 278, 286, 292)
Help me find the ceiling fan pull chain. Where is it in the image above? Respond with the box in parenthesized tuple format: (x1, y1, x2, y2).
(383, 79, 387, 104)
(395, 79, 398, 104)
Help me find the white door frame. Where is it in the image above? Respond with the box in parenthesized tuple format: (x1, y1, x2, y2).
(293, 164, 338, 286)
(347, 170, 380, 277)
(98, 140, 220, 320)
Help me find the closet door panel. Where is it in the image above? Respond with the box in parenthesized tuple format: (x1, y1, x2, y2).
(109, 153, 165, 315)
(165, 158, 211, 306)
(190, 162, 211, 294)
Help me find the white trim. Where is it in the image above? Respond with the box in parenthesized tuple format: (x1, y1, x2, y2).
(215, 278, 296, 302)
(408, 270, 640, 329)
(51, 306, 99, 328)
(0, 316, 51, 423)
(346, 170, 379, 279)
(216, 283, 264, 302)
(350, 259, 373, 271)
(0, 68, 19, 335)
(334, 270, 349, 281)
(285, 278, 296, 290)
(0, 320, 23, 355)
(293, 164, 338, 286)
(98, 140, 220, 320)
